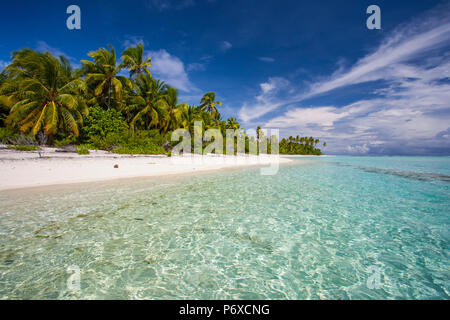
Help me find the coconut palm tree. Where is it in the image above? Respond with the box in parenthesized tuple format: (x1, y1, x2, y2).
(128, 74, 169, 132)
(180, 104, 201, 134)
(0, 95, 13, 127)
(82, 45, 132, 109)
(162, 86, 185, 134)
(199, 92, 222, 119)
(121, 43, 152, 78)
(226, 118, 240, 130)
(256, 126, 262, 141)
(0, 49, 88, 143)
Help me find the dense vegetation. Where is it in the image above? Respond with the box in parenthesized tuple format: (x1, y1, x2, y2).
(280, 136, 326, 155)
(0, 44, 324, 155)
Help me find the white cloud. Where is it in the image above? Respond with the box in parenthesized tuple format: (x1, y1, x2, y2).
(238, 6, 450, 154)
(122, 36, 146, 48)
(220, 41, 232, 51)
(35, 41, 80, 68)
(265, 106, 349, 128)
(239, 77, 290, 122)
(147, 0, 195, 11)
(0, 60, 9, 71)
(304, 22, 450, 99)
(36, 41, 73, 60)
(258, 57, 275, 62)
(239, 8, 450, 122)
(146, 49, 195, 92)
(263, 69, 450, 154)
(187, 62, 206, 72)
(347, 144, 370, 154)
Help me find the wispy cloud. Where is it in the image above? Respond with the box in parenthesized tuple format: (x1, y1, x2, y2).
(36, 41, 74, 60)
(219, 41, 232, 52)
(239, 6, 450, 155)
(264, 60, 450, 154)
(304, 23, 450, 100)
(187, 62, 206, 71)
(258, 57, 275, 62)
(147, 0, 195, 11)
(122, 36, 147, 48)
(240, 7, 450, 122)
(239, 77, 291, 122)
(35, 41, 80, 68)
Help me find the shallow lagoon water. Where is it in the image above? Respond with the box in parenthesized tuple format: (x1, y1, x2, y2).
(0, 156, 449, 299)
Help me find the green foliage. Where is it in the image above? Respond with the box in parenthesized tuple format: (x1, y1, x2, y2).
(112, 130, 166, 155)
(81, 104, 128, 145)
(0, 127, 17, 143)
(55, 136, 76, 147)
(0, 44, 327, 154)
(8, 145, 39, 151)
(113, 143, 165, 155)
(121, 43, 152, 78)
(76, 145, 90, 155)
(0, 49, 88, 139)
(280, 137, 324, 155)
(89, 132, 125, 150)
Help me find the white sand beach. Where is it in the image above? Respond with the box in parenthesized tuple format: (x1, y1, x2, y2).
(0, 145, 292, 191)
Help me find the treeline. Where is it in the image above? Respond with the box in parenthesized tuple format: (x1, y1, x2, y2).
(280, 136, 325, 155)
(0, 44, 324, 155)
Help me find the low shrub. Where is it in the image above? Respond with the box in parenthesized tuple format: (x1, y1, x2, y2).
(8, 145, 40, 151)
(76, 145, 90, 155)
(0, 127, 17, 144)
(81, 105, 129, 144)
(55, 136, 76, 147)
(89, 131, 125, 150)
(113, 142, 165, 155)
(85, 128, 168, 155)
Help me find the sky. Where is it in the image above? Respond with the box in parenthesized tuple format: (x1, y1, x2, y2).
(0, 0, 449, 155)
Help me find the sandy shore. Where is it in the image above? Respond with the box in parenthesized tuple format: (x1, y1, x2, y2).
(0, 145, 292, 191)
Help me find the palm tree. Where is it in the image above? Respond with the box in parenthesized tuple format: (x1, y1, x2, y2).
(323, 142, 327, 148)
(180, 104, 201, 134)
(1, 49, 88, 143)
(121, 43, 152, 78)
(162, 87, 185, 134)
(199, 92, 222, 119)
(0, 95, 13, 127)
(128, 74, 169, 132)
(82, 45, 132, 109)
(226, 117, 240, 130)
(256, 126, 262, 141)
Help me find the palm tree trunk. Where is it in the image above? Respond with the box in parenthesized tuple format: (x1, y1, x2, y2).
(108, 79, 112, 110)
(47, 133, 54, 146)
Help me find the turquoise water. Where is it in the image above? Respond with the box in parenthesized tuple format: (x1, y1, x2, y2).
(0, 156, 449, 299)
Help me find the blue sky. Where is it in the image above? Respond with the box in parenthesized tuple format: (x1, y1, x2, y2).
(1, 0, 449, 155)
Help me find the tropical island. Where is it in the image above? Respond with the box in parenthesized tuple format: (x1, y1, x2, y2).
(0, 44, 325, 156)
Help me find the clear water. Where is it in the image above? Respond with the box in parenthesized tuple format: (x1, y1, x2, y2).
(0, 156, 449, 299)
